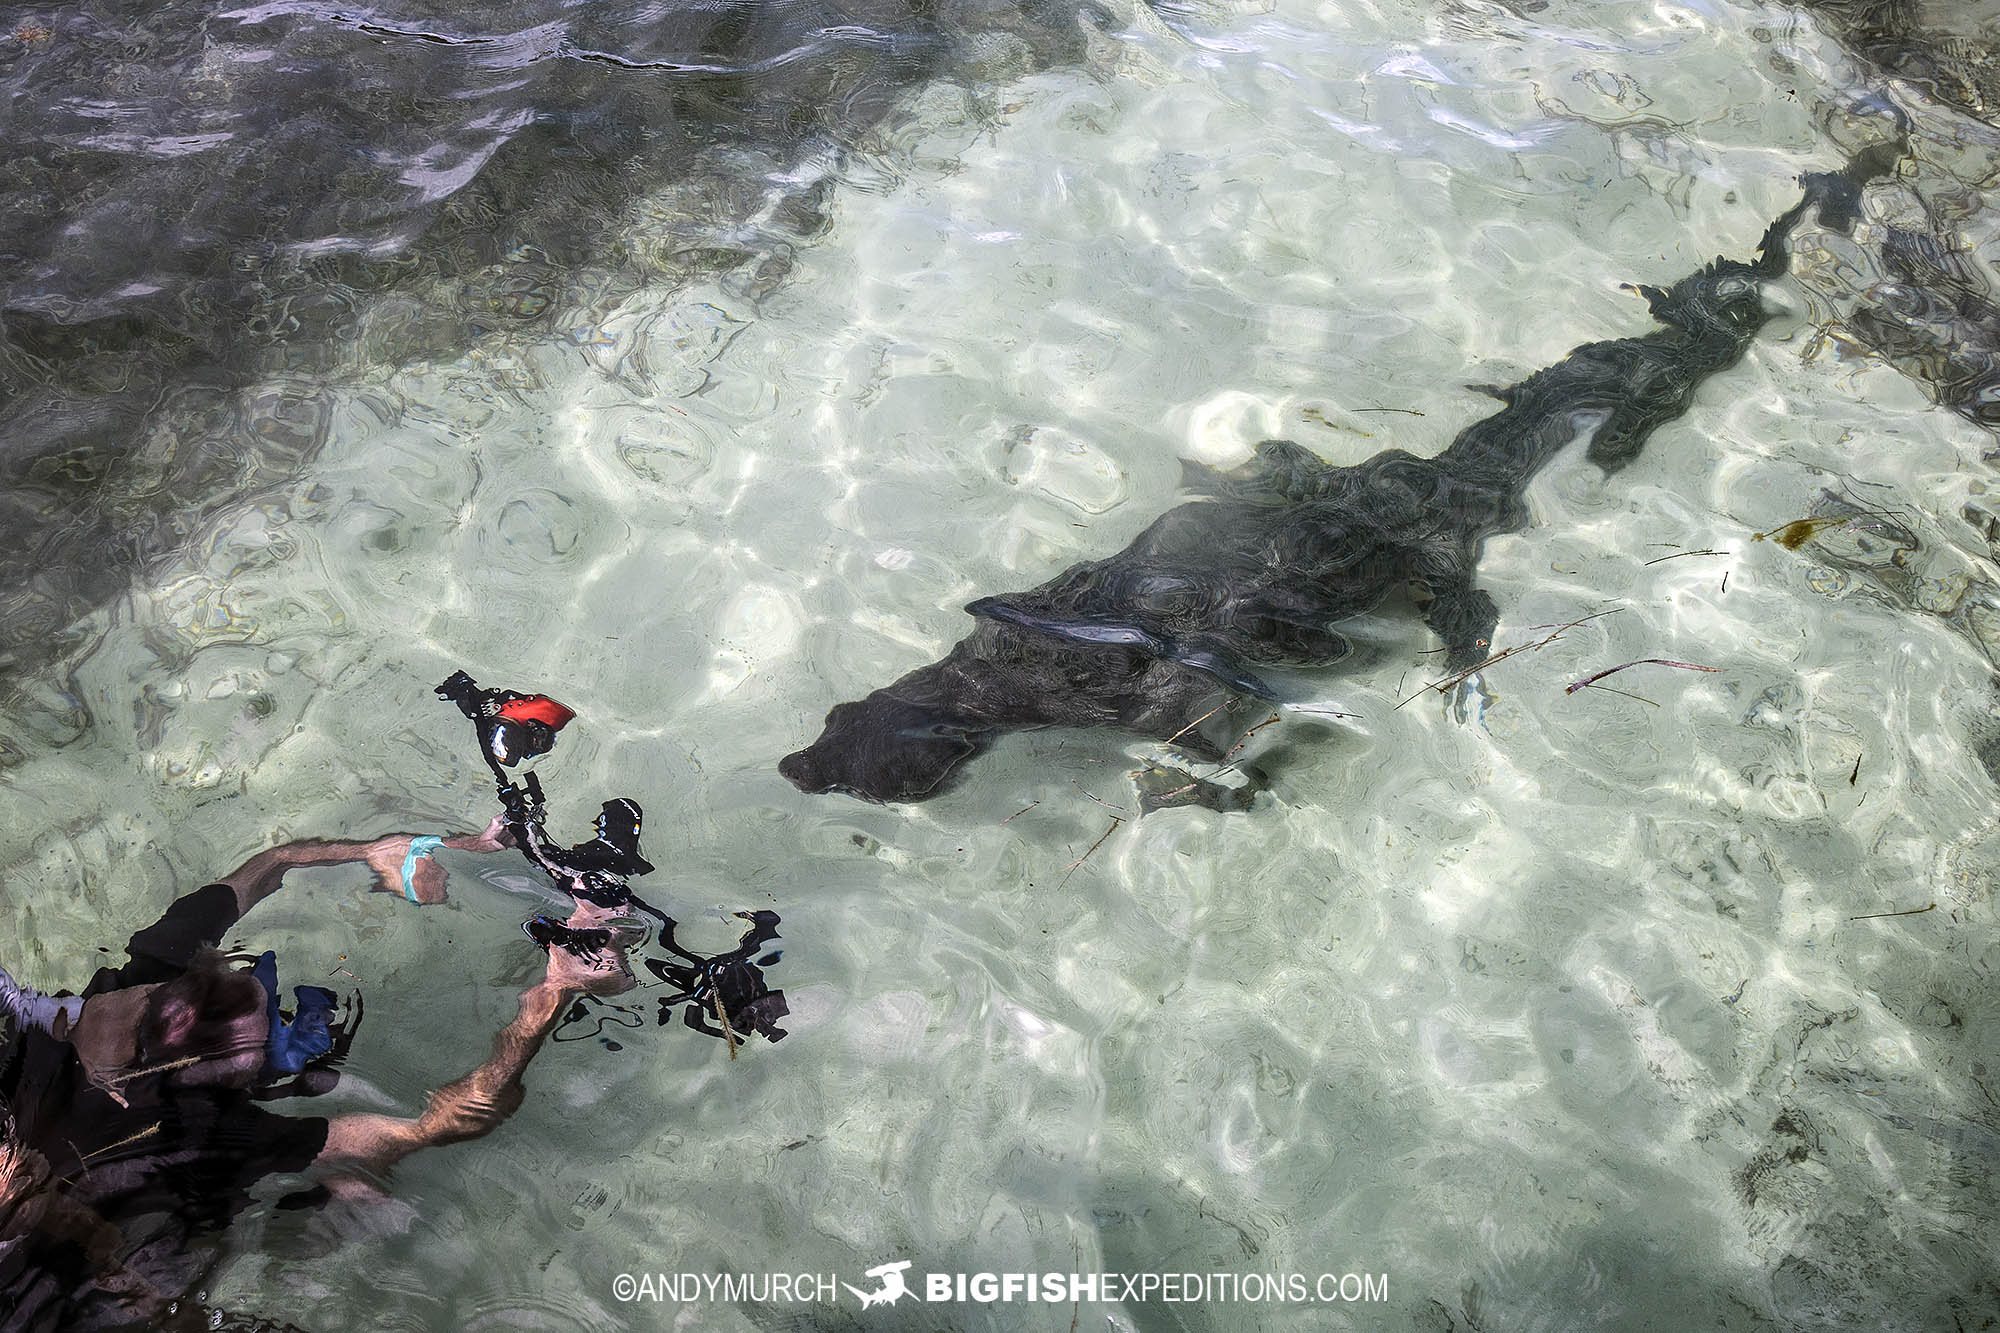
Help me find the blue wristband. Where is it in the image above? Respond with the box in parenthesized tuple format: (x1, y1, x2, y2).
(399, 836, 446, 903)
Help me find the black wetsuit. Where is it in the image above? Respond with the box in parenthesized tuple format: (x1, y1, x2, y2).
(0, 885, 329, 1333)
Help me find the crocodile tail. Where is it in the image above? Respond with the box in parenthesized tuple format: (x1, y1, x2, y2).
(1440, 170, 1887, 489)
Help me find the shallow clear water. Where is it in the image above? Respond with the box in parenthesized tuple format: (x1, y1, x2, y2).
(4, 0, 1999, 1328)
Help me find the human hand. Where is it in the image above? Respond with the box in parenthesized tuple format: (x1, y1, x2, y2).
(363, 836, 446, 904)
(466, 814, 516, 853)
(537, 905, 643, 997)
(362, 838, 408, 896)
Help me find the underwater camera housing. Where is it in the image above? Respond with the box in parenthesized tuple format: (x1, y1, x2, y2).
(436, 669, 658, 909)
(435, 670, 576, 769)
(574, 798, 655, 878)
(529, 799, 657, 910)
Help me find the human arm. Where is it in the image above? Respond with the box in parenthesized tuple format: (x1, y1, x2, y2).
(64, 816, 512, 1028)
(216, 815, 515, 915)
(312, 901, 634, 1181)
(312, 979, 566, 1181)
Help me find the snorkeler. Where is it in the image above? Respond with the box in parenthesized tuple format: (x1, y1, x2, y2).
(0, 819, 637, 1331)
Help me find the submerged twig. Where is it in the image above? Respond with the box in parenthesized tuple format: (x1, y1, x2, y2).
(1641, 548, 1725, 566)
(1069, 1239, 1082, 1333)
(1071, 781, 1127, 813)
(1059, 818, 1123, 889)
(1579, 684, 1659, 707)
(1214, 712, 1282, 770)
(999, 800, 1040, 826)
(59, 1128, 165, 1187)
(1565, 658, 1720, 695)
(74, 1123, 160, 1168)
(1164, 702, 1228, 746)
(1396, 609, 1622, 708)
(1302, 406, 1373, 438)
(1825, 484, 1916, 535)
(1751, 495, 1908, 552)
(1848, 903, 1935, 921)
(1752, 516, 1852, 550)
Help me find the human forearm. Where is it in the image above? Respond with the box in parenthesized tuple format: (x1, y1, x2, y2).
(414, 980, 568, 1141)
(317, 980, 567, 1171)
(315, 898, 632, 1175)
(218, 837, 395, 915)
(220, 817, 512, 914)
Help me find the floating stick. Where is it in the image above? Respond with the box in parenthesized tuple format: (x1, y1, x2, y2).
(712, 992, 739, 1059)
(1565, 659, 1720, 695)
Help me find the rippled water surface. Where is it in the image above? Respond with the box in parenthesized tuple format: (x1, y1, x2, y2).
(5, 0, 1999, 1328)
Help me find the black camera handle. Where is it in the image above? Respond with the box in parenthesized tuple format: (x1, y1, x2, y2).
(435, 671, 667, 927)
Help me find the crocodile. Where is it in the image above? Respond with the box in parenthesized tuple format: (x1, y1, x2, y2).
(781, 175, 1856, 803)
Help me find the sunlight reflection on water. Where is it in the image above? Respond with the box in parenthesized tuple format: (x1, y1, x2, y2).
(4, 0, 2000, 1329)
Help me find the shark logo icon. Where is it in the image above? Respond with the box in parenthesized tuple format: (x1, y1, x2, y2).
(844, 1259, 920, 1308)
